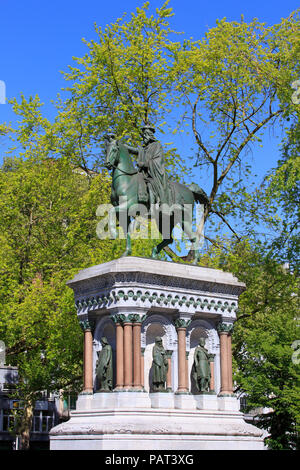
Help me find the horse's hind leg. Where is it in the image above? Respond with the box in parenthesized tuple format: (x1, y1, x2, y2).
(152, 237, 173, 259)
(113, 202, 132, 257)
(181, 207, 201, 265)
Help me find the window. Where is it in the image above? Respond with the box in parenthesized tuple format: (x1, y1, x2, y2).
(1, 410, 15, 432)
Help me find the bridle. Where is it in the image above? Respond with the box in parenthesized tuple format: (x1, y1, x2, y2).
(106, 142, 138, 176)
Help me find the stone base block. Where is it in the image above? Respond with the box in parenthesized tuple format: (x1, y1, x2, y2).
(76, 391, 152, 410)
(195, 394, 218, 410)
(91, 392, 115, 409)
(115, 391, 151, 409)
(218, 395, 240, 412)
(50, 407, 265, 450)
(174, 393, 196, 410)
(150, 392, 174, 408)
(76, 393, 93, 411)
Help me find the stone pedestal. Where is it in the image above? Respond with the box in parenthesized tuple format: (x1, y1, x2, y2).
(50, 256, 265, 450)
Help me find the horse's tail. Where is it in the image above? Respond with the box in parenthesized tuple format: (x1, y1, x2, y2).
(188, 182, 209, 206)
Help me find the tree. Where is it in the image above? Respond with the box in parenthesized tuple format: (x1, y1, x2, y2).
(199, 240, 300, 449)
(0, 155, 114, 449)
(262, 121, 300, 272)
(0, 154, 157, 448)
(8, 5, 299, 256)
(168, 12, 299, 253)
(45, 1, 185, 175)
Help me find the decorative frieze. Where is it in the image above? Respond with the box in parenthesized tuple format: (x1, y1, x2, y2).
(75, 289, 238, 318)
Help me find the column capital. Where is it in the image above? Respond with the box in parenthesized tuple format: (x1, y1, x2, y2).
(174, 318, 191, 330)
(111, 312, 147, 324)
(165, 350, 173, 359)
(217, 322, 234, 335)
(128, 313, 147, 324)
(111, 313, 126, 325)
(208, 353, 216, 362)
(79, 319, 95, 332)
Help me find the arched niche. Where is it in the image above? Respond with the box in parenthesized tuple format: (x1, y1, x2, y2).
(93, 316, 116, 391)
(141, 314, 176, 392)
(186, 319, 219, 394)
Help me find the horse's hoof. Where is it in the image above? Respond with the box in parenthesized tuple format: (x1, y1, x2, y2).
(109, 229, 117, 239)
(121, 250, 131, 257)
(151, 248, 158, 259)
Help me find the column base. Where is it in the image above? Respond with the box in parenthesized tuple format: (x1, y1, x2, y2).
(50, 406, 265, 450)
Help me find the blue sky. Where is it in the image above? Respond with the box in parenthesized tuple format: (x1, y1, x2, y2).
(0, 0, 298, 178)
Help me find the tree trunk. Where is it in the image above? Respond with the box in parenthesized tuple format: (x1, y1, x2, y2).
(19, 400, 34, 450)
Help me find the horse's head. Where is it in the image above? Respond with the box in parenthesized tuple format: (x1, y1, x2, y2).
(104, 137, 119, 170)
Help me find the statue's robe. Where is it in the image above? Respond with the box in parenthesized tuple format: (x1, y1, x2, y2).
(152, 344, 168, 385)
(193, 346, 211, 386)
(96, 344, 113, 390)
(137, 141, 170, 205)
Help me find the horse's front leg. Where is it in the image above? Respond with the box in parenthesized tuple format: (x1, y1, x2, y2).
(108, 206, 118, 240)
(181, 205, 201, 265)
(116, 202, 134, 257)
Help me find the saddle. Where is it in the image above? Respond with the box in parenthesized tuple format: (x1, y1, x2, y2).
(137, 172, 176, 207)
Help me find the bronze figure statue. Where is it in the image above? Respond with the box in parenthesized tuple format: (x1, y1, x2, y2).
(95, 337, 113, 392)
(152, 336, 168, 392)
(123, 125, 171, 206)
(192, 338, 211, 393)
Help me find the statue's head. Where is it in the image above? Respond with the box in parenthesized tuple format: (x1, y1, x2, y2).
(141, 124, 156, 145)
(100, 336, 108, 346)
(104, 132, 116, 142)
(199, 337, 206, 347)
(155, 336, 162, 345)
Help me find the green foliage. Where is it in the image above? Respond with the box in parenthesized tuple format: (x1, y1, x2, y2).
(0, 155, 118, 446)
(171, 12, 300, 243)
(262, 122, 300, 271)
(51, 1, 185, 175)
(199, 240, 300, 449)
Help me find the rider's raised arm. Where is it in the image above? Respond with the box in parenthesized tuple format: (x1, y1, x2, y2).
(124, 144, 139, 155)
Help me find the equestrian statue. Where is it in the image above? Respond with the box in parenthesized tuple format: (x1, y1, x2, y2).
(104, 125, 209, 264)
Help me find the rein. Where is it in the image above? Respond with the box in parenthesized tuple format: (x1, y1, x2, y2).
(110, 162, 137, 176)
